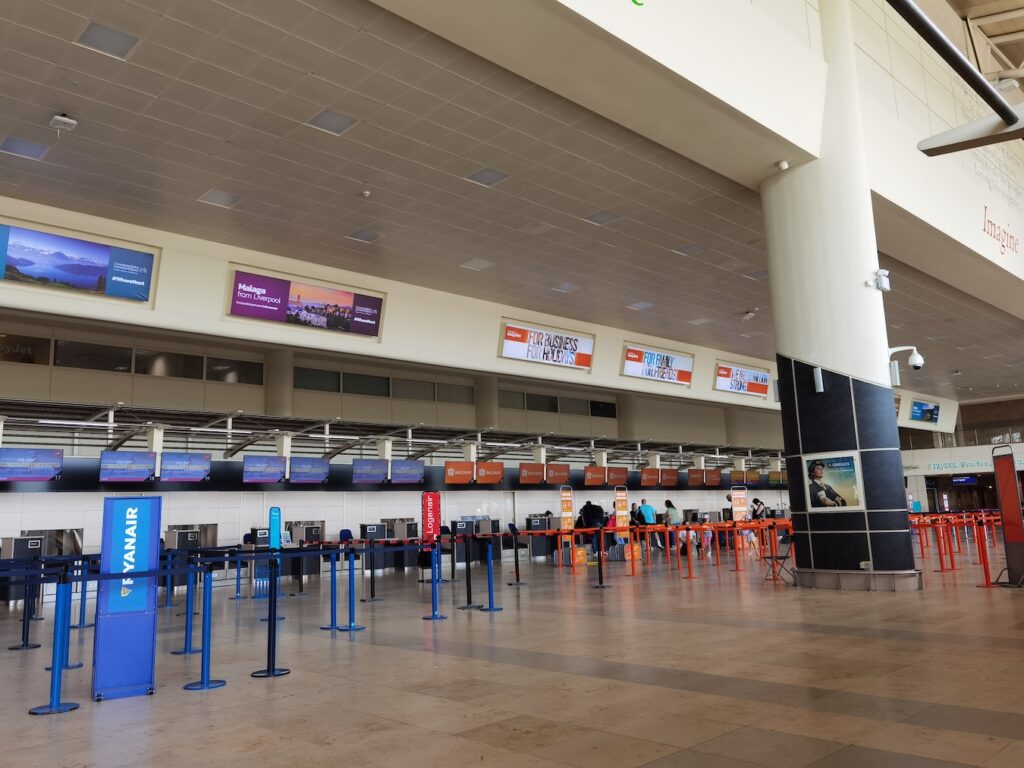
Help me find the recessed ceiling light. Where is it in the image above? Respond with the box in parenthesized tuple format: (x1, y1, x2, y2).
(582, 210, 619, 226)
(460, 258, 494, 271)
(77, 22, 139, 59)
(551, 282, 578, 293)
(307, 109, 356, 135)
(743, 270, 769, 280)
(741, 309, 758, 321)
(197, 189, 241, 208)
(688, 317, 713, 326)
(465, 168, 507, 187)
(347, 228, 380, 243)
(672, 244, 704, 255)
(0, 137, 49, 160)
(627, 301, 653, 311)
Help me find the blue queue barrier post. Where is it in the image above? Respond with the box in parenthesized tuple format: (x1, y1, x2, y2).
(423, 542, 447, 622)
(184, 564, 226, 692)
(338, 549, 365, 633)
(45, 580, 83, 672)
(479, 538, 503, 613)
(229, 548, 244, 601)
(29, 567, 79, 715)
(260, 549, 285, 622)
(458, 536, 482, 611)
(171, 556, 200, 656)
(71, 557, 94, 630)
(320, 550, 340, 631)
(10, 571, 42, 651)
(251, 557, 290, 678)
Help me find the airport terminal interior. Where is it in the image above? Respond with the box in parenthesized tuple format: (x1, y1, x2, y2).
(5, 0, 1024, 766)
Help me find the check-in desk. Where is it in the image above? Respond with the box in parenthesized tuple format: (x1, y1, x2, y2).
(527, 517, 556, 557)
(0, 536, 44, 602)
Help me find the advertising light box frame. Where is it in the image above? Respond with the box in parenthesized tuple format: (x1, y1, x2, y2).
(498, 318, 595, 372)
(714, 361, 771, 398)
(803, 451, 866, 512)
(621, 342, 694, 387)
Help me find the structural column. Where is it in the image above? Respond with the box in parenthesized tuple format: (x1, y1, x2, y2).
(264, 349, 294, 417)
(760, 0, 916, 586)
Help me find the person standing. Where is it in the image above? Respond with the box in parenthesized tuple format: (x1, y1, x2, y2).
(664, 499, 683, 549)
(638, 498, 662, 549)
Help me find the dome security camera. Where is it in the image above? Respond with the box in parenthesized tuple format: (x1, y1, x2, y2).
(908, 350, 924, 370)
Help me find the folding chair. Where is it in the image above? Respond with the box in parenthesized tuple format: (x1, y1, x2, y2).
(763, 531, 795, 584)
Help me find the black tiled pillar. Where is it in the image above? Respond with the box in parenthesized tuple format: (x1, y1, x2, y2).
(779, 356, 916, 573)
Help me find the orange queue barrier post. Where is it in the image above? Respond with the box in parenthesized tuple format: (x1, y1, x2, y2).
(976, 519, 1000, 589)
(731, 524, 745, 573)
(933, 518, 950, 573)
(713, 526, 722, 567)
(944, 520, 958, 571)
(682, 528, 695, 580)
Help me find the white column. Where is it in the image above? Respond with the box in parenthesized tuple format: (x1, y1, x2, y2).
(761, 0, 889, 387)
(264, 349, 294, 416)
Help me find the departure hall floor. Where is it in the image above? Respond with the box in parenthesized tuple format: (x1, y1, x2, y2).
(3, 549, 1024, 768)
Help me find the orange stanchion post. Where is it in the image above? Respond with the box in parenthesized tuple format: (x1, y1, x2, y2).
(629, 528, 637, 577)
(916, 521, 927, 561)
(933, 519, 948, 572)
(644, 530, 652, 566)
(769, 525, 780, 582)
(976, 519, 1000, 589)
(675, 527, 683, 571)
(713, 526, 722, 568)
(731, 526, 745, 573)
(682, 529, 695, 579)
(944, 521, 958, 571)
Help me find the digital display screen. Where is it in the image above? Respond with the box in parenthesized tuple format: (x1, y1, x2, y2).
(352, 458, 388, 483)
(951, 475, 977, 486)
(242, 455, 286, 483)
(0, 448, 63, 481)
(390, 459, 425, 484)
(100, 451, 156, 482)
(289, 456, 329, 484)
(159, 452, 211, 482)
(910, 400, 940, 423)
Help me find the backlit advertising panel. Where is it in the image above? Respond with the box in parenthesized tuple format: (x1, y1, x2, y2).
(500, 320, 594, 370)
(640, 468, 661, 487)
(621, 343, 694, 385)
(714, 362, 770, 397)
(584, 466, 607, 486)
(444, 461, 474, 485)
(229, 269, 383, 337)
(804, 452, 865, 511)
(545, 464, 570, 484)
(0, 223, 154, 302)
(606, 467, 628, 485)
(660, 469, 679, 487)
(519, 463, 545, 484)
(476, 462, 504, 485)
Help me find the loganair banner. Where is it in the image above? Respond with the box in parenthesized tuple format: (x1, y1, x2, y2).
(500, 320, 594, 370)
(622, 344, 693, 385)
(714, 362, 770, 397)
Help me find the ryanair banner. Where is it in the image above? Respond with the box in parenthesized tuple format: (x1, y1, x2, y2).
(93, 496, 161, 701)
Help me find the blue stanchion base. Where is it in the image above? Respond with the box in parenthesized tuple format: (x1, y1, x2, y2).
(8, 643, 42, 651)
(259, 616, 286, 622)
(320, 624, 340, 631)
(337, 625, 365, 632)
(184, 679, 226, 691)
(70, 623, 94, 630)
(251, 668, 290, 678)
(45, 662, 84, 671)
(422, 614, 448, 621)
(457, 604, 483, 610)
(359, 597, 382, 603)
(480, 607, 504, 612)
(29, 702, 79, 715)
(170, 647, 202, 656)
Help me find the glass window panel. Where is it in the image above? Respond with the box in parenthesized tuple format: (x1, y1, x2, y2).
(206, 357, 263, 384)
(294, 367, 341, 392)
(0, 334, 50, 365)
(135, 349, 203, 379)
(498, 390, 524, 409)
(343, 372, 390, 397)
(392, 378, 434, 401)
(525, 393, 558, 412)
(590, 400, 617, 419)
(54, 340, 131, 372)
(437, 383, 474, 404)
(559, 397, 589, 415)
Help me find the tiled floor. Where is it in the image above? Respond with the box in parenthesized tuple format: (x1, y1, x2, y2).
(2, 538, 1023, 768)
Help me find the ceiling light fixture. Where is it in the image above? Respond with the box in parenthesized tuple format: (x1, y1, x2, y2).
(0, 137, 49, 160)
(672, 244, 704, 256)
(460, 258, 494, 271)
(307, 109, 356, 135)
(197, 189, 241, 208)
(465, 168, 508, 187)
(76, 22, 139, 59)
(582, 210, 619, 226)
(627, 301, 653, 311)
(742, 308, 758, 321)
(551, 282, 578, 293)
(346, 228, 380, 243)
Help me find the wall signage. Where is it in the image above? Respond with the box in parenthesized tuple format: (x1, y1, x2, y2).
(444, 461, 474, 485)
(229, 269, 383, 337)
(546, 464, 570, 484)
(0, 223, 154, 302)
(584, 466, 607, 486)
(982, 205, 1019, 255)
(421, 492, 441, 543)
(476, 462, 504, 485)
(804, 452, 865, 511)
(621, 343, 693, 385)
(641, 468, 661, 487)
(500, 320, 594, 370)
(714, 362, 770, 397)
(910, 400, 940, 423)
(519, 463, 545, 484)
(606, 466, 628, 485)
(660, 469, 679, 487)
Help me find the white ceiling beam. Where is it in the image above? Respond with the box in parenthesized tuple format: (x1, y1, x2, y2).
(971, 8, 1024, 26)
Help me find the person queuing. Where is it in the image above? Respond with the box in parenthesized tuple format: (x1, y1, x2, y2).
(750, 498, 768, 520)
(579, 501, 606, 556)
(637, 498, 663, 550)
(664, 499, 683, 549)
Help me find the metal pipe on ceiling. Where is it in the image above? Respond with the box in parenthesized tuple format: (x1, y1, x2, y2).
(885, 0, 1019, 126)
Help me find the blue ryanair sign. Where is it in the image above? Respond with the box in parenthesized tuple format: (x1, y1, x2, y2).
(93, 496, 162, 701)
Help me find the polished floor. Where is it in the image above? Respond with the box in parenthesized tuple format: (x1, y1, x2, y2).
(2, 539, 1024, 768)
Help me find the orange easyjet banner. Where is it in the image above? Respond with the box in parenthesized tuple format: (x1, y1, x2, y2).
(660, 469, 679, 487)
(640, 468, 660, 487)
(518, 463, 545, 484)
(584, 466, 606, 486)
(606, 466, 628, 485)
(443, 461, 474, 484)
(476, 462, 504, 485)
(546, 464, 570, 484)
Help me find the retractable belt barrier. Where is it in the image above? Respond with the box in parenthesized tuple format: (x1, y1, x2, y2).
(909, 512, 1003, 587)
